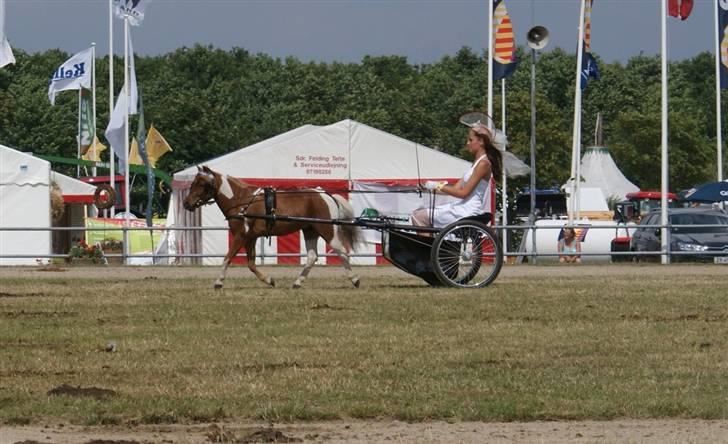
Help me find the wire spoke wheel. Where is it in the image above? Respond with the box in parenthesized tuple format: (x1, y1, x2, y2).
(94, 184, 116, 210)
(430, 220, 503, 288)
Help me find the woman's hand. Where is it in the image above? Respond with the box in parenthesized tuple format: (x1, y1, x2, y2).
(424, 180, 446, 191)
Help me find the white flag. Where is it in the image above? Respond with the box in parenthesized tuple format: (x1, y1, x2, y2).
(114, 0, 151, 26)
(126, 32, 138, 114)
(104, 32, 138, 174)
(0, 0, 15, 68)
(48, 47, 93, 105)
(105, 92, 129, 174)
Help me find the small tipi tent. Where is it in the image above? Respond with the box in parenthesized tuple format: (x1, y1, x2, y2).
(563, 114, 638, 209)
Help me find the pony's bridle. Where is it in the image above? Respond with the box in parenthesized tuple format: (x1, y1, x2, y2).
(187, 174, 217, 209)
(187, 170, 266, 219)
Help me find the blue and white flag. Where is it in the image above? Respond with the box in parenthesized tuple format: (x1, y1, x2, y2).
(0, 0, 15, 68)
(580, 0, 600, 89)
(114, 0, 151, 26)
(105, 32, 138, 174)
(48, 47, 93, 105)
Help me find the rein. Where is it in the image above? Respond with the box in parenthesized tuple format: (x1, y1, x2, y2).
(190, 176, 263, 217)
(258, 188, 424, 195)
(190, 174, 428, 221)
(188, 196, 216, 209)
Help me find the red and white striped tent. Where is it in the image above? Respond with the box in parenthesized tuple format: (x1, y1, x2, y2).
(165, 119, 490, 265)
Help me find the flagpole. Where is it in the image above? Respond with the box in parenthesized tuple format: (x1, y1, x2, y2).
(109, 0, 115, 217)
(487, 0, 501, 253)
(570, 0, 587, 223)
(660, 0, 670, 264)
(124, 17, 131, 262)
(77, 88, 82, 178)
(501, 79, 508, 257)
(91, 42, 97, 177)
(715, 0, 724, 183)
(487, 0, 494, 126)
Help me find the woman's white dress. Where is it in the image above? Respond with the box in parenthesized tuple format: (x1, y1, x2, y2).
(431, 155, 491, 228)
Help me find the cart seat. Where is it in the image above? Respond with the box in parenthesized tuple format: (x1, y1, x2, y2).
(460, 213, 492, 225)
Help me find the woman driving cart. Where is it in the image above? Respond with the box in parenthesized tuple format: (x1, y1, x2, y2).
(411, 117, 503, 228)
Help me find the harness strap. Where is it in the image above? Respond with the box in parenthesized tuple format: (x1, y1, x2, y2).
(264, 187, 277, 235)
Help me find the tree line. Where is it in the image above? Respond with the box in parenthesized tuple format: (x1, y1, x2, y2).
(0, 45, 724, 214)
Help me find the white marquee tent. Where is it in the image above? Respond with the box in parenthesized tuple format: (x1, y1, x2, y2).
(0, 144, 51, 265)
(164, 119, 484, 265)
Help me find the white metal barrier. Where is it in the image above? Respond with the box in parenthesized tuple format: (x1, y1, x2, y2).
(0, 223, 726, 264)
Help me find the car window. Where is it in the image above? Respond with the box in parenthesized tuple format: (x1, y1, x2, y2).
(639, 200, 656, 215)
(670, 215, 689, 233)
(639, 214, 657, 231)
(670, 213, 728, 234)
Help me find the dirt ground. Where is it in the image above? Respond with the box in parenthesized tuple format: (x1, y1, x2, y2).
(3, 264, 728, 443)
(4, 419, 728, 443)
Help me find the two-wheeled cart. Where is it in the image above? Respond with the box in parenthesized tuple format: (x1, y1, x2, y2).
(243, 211, 504, 288)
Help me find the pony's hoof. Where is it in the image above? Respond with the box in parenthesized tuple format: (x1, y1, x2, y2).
(213, 283, 223, 290)
(292, 283, 301, 289)
(267, 277, 275, 287)
(352, 278, 360, 288)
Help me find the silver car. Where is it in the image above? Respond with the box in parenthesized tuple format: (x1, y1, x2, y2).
(630, 208, 728, 263)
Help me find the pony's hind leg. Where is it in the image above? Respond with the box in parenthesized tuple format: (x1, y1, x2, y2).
(245, 238, 275, 287)
(293, 231, 319, 289)
(331, 246, 360, 288)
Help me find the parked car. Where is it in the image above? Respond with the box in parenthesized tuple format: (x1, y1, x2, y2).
(630, 208, 728, 263)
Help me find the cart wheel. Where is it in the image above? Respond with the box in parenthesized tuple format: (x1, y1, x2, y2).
(430, 220, 503, 288)
(94, 184, 116, 210)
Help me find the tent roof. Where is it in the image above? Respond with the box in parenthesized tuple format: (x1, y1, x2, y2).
(174, 119, 470, 186)
(0, 144, 50, 186)
(563, 145, 639, 202)
(51, 171, 96, 203)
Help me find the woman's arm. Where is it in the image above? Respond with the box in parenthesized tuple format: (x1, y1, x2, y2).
(439, 159, 492, 199)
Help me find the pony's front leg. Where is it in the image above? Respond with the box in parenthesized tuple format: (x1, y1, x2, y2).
(214, 233, 245, 289)
(293, 233, 319, 289)
(245, 238, 275, 287)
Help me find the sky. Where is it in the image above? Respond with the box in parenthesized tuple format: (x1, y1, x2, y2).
(1, 0, 721, 65)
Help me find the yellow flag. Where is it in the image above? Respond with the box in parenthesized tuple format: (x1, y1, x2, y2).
(128, 138, 144, 165)
(82, 135, 107, 162)
(144, 124, 172, 167)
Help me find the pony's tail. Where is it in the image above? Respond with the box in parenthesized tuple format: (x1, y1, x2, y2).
(332, 194, 363, 252)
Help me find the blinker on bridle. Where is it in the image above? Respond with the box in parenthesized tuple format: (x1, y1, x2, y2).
(189, 173, 217, 209)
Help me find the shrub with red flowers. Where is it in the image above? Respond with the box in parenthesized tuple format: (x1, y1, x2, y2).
(68, 239, 104, 262)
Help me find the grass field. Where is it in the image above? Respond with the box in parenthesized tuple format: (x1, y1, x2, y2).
(1, 264, 727, 428)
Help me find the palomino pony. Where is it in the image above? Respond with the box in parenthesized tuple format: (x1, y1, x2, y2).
(183, 166, 362, 289)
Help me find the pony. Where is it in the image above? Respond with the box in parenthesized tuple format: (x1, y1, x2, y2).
(183, 166, 362, 289)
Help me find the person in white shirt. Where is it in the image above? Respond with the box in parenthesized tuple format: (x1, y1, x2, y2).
(412, 123, 502, 228)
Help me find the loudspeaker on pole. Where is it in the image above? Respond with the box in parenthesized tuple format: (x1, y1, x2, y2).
(526, 26, 550, 50)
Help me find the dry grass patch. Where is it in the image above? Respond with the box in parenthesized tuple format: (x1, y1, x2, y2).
(0, 264, 727, 426)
